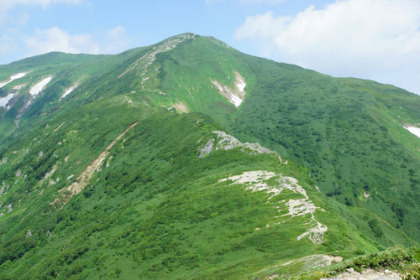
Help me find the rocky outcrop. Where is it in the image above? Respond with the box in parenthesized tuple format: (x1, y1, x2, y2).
(219, 171, 327, 244)
(199, 130, 283, 162)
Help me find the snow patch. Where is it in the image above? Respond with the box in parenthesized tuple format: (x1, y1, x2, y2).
(219, 171, 327, 244)
(0, 94, 14, 109)
(235, 72, 246, 93)
(211, 72, 246, 107)
(10, 72, 26, 80)
(30, 76, 52, 97)
(0, 72, 27, 88)
(13, 84, 24, 90)
(404, 125, 420, 139)
(230, 94, 243, 107)
(61, 84, 77, 99)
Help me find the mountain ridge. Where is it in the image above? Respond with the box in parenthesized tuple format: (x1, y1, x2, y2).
(0, 33, 419, 279)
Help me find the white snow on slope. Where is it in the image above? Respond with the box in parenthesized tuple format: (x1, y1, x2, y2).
(0, 94, 14, 108)
(404, 125, 420, 139)
(30, 76, 52, 97)
(0, 72, 27, 88)
(212, 71, 246, 107)
(235, 72, 246, 93)
(230, 93, 243, 107)
(10, 72, 26, 80)
(61, 84, 77, 99)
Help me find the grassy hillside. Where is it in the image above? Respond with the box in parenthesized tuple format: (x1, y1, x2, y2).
(0, 94, 389, 279)
(0, 33, 419, 279)
(227, 59, 420, 240)
(127, 35, 420, 241)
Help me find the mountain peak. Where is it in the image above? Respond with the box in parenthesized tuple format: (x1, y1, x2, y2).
(160, 32, 198, 45)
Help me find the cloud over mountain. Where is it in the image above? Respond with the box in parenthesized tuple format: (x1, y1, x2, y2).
(236, 0, 420, 94)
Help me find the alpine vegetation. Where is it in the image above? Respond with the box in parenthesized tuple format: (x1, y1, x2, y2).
(0, 33, 419, 279)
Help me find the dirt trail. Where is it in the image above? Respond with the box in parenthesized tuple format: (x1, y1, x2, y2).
(51, 122, 138, 208)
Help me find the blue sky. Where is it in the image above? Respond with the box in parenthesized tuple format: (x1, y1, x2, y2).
(1, 0, 420, 94)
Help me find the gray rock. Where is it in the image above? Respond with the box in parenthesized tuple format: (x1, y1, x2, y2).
(199, 138, 214, 158)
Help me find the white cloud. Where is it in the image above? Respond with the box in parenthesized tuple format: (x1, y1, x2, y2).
(206, 0, 284, 5)
(0, 0, 84, 10)
(238, 0, 285, 3)
(236, 0, 420, 94)
(22, 26, 131, 57)
(0, 0, 86, 25)
(23, 27, 100, 56)
(103, 26, 131, 53)
(0, 35, 17, 55)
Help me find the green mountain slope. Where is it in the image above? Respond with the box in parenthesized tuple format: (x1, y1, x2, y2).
(228, 65, 420, 240)
(131, 34, 420, 241)
(0, 95, 395, 279)
(0, 33, 419, 279)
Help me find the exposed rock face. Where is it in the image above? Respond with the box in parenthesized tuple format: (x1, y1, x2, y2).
(199, 138, 215, 158)
(219, 171, 327, 244)
(199, 130, 282, 162)
(280, 254, 343, 268)
(0, 182, 8, 196)
(170, 101, 189, 113)
(118, 33, 196, 88)
(0, 157, 7, 165)
(321, 268, 401, 280)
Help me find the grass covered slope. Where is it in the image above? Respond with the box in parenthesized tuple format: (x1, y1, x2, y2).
(128, 34, 420, 242)
(0, 93, 402, 279)
(225, 59, 420, 240)
(0, 33, 419, 279)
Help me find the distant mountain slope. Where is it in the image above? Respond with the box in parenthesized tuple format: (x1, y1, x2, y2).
(0, 33, 418, 279)
(228, 61, 420, 240)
